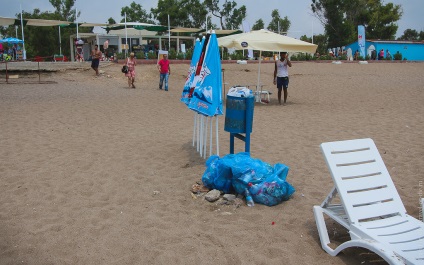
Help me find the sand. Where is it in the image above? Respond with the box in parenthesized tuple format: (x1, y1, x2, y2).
(0, 60, 423, 265)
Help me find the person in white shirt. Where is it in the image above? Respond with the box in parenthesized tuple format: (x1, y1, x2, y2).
(273, 52, 292, 105)
(103, 39, 109, 59)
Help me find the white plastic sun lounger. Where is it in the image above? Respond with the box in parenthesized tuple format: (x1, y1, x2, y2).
(314, 138, 424, 265)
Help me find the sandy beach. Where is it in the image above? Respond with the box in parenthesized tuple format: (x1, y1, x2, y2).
(1, 60, 423, 264)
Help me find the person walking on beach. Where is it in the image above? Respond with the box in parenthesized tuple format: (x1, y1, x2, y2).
(273, 52, 292, 105)
(91, 45, 102, 76)
(157, 53, 171, 91)
(103, 39, 109, 59)
(378, 49, 384, 60)
(125, 52, 137, 88)
(386, 50, 392, 60)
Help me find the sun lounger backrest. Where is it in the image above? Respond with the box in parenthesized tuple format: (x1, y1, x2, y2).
(321, 138, 407, 225)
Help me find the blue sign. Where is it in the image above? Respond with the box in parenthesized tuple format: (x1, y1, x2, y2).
(358, 25, 366, 58)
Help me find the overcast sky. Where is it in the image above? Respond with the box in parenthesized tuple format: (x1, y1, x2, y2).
(1, 0, 423, 39)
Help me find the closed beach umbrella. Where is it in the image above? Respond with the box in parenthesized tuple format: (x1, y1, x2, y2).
(218, 29, 317, 101)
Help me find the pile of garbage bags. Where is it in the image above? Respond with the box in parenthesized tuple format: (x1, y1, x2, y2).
(202, 152, 295, 206)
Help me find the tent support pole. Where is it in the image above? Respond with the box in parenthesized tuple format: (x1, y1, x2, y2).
(256, 50, 262, 102)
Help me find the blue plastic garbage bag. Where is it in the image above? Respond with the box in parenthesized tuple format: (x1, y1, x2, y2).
(201, 152, 295, 206)
(201, 155, 234, 193)
(248, 164, 295, 206)
(227, 152, 274, 194)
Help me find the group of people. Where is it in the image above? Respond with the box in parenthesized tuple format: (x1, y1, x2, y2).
(119, 52, 171, 90)
(120, 51, 290, 104)
(378, 49, 392, 60)
(92, 48, 291, 105)
(0, 43, 20, 61)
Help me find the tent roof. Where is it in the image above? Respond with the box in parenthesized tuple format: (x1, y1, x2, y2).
(218, 29, 317, 53)
(170, 27, 202, 33)
(0, 16, 106, 27)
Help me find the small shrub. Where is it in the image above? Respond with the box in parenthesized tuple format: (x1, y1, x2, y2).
(147, 52, 157, 59)
(168, 49, 177, 59)
(394, 52, 402, 60)
(135, 52, 143, 59)
(116, 52, 126, 59)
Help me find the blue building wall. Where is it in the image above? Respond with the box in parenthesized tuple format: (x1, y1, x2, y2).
(345, 41, 424, 61)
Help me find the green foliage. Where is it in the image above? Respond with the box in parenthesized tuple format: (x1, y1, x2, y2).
(121, 2, 154, 23)
(267, 9, 290, 34)
(397, 29, 419, 41)
(165, 48, 189, 60)
(311, 0, 402, 47)
(252, 19, 264, 30)
(185, 47, 193, 60)
(204, 0, 246, 30)
(393, 52, 402, 60)
(135, 52, 144, 59)
(49, 0, 76, 21)
(317, 54, 333, 60)
(151, 0, 208, 28)
(147, 52, 157, 59)
(168, 48, 177, 59)
(116, 52, 126, 59)
(300, 35, 311, 43)
(107, 17, 116, 24)
(290, 53, 314, 61)
(0, 2, 91, 59)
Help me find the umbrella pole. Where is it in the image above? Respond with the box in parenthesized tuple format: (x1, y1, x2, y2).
(209, 116, 213, 157)
(197, 114, 200, 152)
(204, 116, 208, 158)
(256, 50, 262, 102)
(192, 113, 196, 147)
(215, 116, 219, 156)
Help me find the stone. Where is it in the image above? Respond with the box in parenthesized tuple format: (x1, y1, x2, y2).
(223, 194, 236, 201)
(233, 198, 244, 208)
(205, 189, 221, 202)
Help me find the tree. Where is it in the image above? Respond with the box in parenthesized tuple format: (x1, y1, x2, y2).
(365, 1, 401, 39)
(300, 35, 311, 43)
(311, 0, 402, 47)
(49, 0, 76, 21)
(107, 17, 116, 25)
(121, 1, 154, 23)
(252, 19, 264, 30)
(267, 9, 290, 34)
(397, 28, 419, 41)
(151, 0, 208, 28)
(204, 0, 246, 30)
(300, 34, 327, 55)
(0, 0, 92, 59)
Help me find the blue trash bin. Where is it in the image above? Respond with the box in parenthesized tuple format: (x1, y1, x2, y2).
(224, 95, 255, 154)
(224, 95, 254, 133)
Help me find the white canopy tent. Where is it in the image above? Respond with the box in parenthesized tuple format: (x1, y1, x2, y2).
(218, 29, 318, 102)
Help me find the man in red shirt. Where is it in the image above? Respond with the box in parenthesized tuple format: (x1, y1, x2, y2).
(157, 54, 171, 91)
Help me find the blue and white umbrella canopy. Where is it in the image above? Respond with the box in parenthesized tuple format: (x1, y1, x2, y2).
(0, 37, 24, 44)
(187, 32, 223, 117)
(181, 37, 204, 106)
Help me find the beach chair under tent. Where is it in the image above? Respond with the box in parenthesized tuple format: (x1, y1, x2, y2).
(313, 138, 424, 265)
